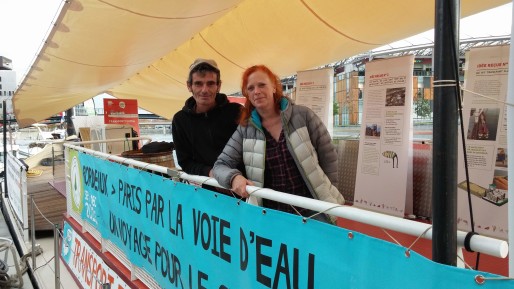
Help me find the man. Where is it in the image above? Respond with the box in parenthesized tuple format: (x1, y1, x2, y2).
(172, 58, 241, 178)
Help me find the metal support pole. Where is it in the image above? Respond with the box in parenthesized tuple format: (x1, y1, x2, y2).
(507, 0, 514, 277)
(54, 223, 60, 289)
(3, 100, 7, 200)
(31, 197, 36, 270)
(432, 0, 459, 266)
(52, 146, 55, 176)
(65, 108, 75, 137)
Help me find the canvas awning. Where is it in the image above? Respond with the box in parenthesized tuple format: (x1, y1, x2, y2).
(13, 0, 509, 127)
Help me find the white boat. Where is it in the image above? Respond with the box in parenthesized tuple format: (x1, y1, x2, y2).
(14, 123, 65, 157)
(0, 144, 19, 157)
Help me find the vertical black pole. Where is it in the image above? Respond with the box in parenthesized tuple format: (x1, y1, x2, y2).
(65, 108, 76, 137)
(1, 105, 40, 289)
(432, 0, 459, 265)
(2, 100, 7, 199)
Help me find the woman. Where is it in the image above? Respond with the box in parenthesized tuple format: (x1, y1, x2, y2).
(213, 65, 344, 223)
(476, 111, 489, 140)
(469, 109, 489, 140)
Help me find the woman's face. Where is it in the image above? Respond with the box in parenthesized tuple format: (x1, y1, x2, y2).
(246, 70, 276, 111)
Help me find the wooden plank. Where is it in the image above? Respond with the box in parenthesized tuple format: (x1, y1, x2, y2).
(79, 127, 92, 149)
(27, 164, 67, 231)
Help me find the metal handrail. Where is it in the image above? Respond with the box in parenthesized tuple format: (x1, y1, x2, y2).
(64, 140, 508, 258)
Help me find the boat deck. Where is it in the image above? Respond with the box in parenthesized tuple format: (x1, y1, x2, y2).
(26, 163, 67, 232)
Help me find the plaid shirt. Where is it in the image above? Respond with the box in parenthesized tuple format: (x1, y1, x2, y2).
(263, 129, 313, 216)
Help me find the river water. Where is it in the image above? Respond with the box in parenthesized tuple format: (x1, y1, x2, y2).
(141, 133, 173, 143)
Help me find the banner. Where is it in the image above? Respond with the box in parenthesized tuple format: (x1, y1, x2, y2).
(354, 55, 414, 217)
(295, 68, 334, 136)
(61, 221, 130, 289)
(66, 148, 512, 289)
(457, 45, 509, 239)
(6, 152, 27, 232)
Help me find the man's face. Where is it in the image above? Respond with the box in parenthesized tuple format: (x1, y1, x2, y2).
(188, 71, 220, 112)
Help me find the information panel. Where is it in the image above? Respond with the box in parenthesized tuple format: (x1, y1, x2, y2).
(354, 55, 414, 217)
(6, 152, 27, 233)
(296, 68, 334, 136)
(457, 45, 510, 239)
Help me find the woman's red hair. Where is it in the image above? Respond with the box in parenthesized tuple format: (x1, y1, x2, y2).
(239, 65, 284, 125)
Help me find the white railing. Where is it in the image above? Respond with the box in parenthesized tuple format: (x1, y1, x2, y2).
(64, 139, 508, 259)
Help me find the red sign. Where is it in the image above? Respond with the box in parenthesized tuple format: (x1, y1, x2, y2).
(103, 98, 140, 147)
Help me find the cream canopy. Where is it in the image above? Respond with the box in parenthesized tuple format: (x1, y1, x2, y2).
(13, 0, 509, 127)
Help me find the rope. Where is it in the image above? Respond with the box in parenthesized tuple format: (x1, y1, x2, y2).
(140, 163, 150, 172)
(433, 79, 457, 87)
(34, 255, 54, 272)
(456, 253, 474, 270)
(304, 205, 344, 221)
(228, 190, 239, 199)
(0, 239, 25, 288)
(456, 81, 480, 267)
(0, 259, 11, 287)
(31, 198, 55, 226)
(35, 252, 66, 289)
(20, 199, 68, 287)
(380, 226, 433, 256)
(247, 187, 263, 198)
(461, 88, 514, 107)
(199, 177, 214, 187)
(290, 205, 303, 218)
(405, 226, 432, 252)
(19, 246, 43, 274)
(381, 229, 402, 247)
(475, 274, 514, 285)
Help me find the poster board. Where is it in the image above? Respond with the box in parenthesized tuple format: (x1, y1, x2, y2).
(6, 152, 28, 241)
(296, 68, 334, 136)
(103, 98, 140, 142)
(457, 45, 509, 239)
(354, 55, 414, 217)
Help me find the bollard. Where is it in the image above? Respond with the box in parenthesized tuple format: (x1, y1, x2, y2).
(52, 146, 55, 176)
(31, 197, 36, 270)
(54, 223, 60, 289)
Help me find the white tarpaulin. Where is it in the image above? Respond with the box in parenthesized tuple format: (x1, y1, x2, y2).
(13, 0, 509, 127)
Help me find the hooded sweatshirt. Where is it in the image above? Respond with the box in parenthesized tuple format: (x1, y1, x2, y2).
(172, 93, 241, 176)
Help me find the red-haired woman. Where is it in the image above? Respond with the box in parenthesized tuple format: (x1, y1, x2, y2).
(213, 65, 344, 223)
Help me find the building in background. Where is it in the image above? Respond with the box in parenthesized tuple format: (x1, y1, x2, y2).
(282, 35, 510, 127)
(0, 56, 16, 117)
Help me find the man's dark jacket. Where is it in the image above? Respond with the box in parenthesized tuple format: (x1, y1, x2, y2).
(172, 93, 241, 176)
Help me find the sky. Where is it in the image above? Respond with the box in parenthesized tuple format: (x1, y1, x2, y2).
(0, 1, 512, 85)
(0, 0, 63, 81)
(376, 2, 512, 50)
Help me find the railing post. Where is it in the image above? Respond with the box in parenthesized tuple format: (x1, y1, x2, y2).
(52, 145, 55, 176)
(3, 100, 8, 200)
(54, 223, 60, 289)
(30, 196, 36, 270)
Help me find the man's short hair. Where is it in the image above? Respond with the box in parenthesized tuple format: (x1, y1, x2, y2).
(188, 58, 221, 85)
